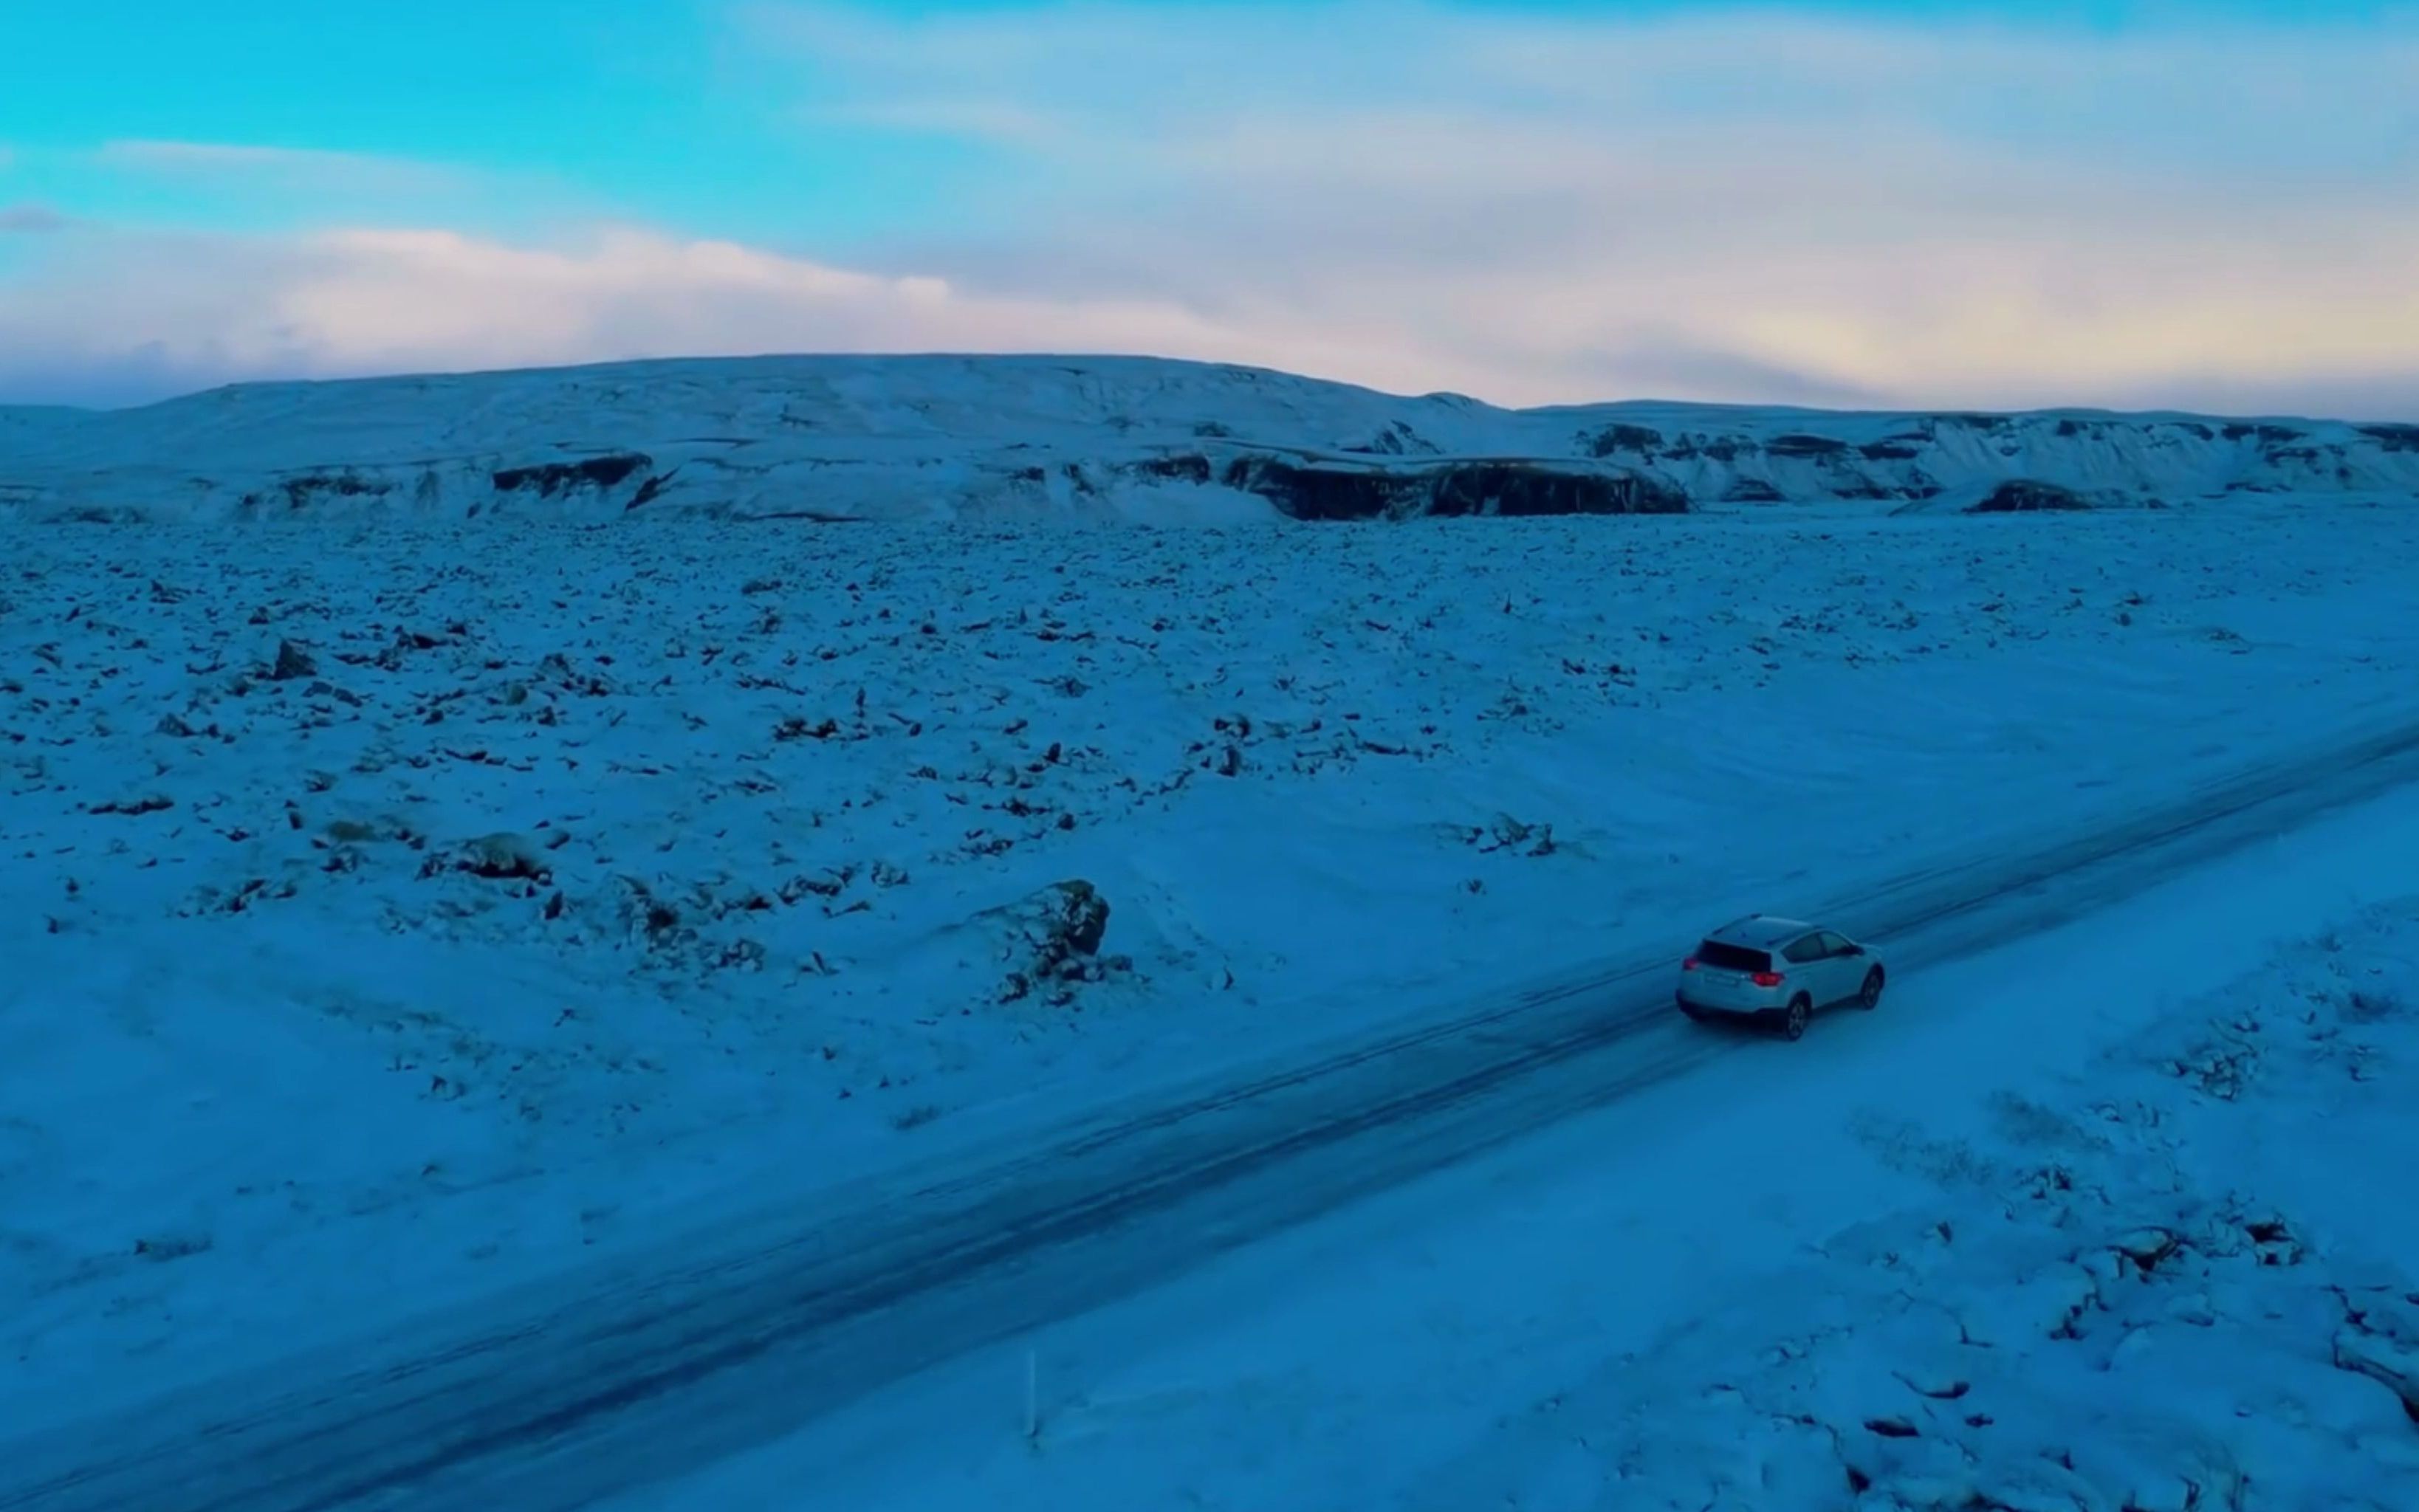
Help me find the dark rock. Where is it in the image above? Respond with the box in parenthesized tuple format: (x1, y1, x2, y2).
(2333, 1298, 2419, 1420)
(1582, 423, 1664, 456)
(1722, 478, 1788, 504)
(1046, 879, 1111, 957)
(1857, 441, 1922, 461)
(491, 453, 652, 498)
(1969, 480, 2092, 514)
(2113, 1227, 2182, 1272)
(626, 468, 674, 509)
(92, 794, 174, 816)
(1136, 453, 1214, 484)
(1222, 457, 1687, 521)
(1340, 420, 1438, 456)
(989, 880, 1114, 1003)
(2221, 422, 2306, 446)
(274, 471, 390, 511)
(2358, 423, 2419, 453)
(453, 832, 552, 882)
(270, 640, 318, 680)
(1768, 433, 1849, 458)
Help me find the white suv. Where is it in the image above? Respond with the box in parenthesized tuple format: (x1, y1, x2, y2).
(1675, 914, 1886, 1041)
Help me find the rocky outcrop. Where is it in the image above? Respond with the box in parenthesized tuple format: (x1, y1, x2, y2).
(1767, 432, 1851, 458)
(492, 453, 664, 507)
(1970, 480, 2093, 514)
(1218, 456, 1688, 521)
(992, 879, 1125, 1006)
(2334, 1293, 2419, 1422)
(1339, 420, 1441, 457)
(239, 470, 394, 515)
(1579, 422, 1664, 456)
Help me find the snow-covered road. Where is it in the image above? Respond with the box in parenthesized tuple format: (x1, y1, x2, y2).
(684, 735, 2419, 1512)
(8, 715, 2418, 1512)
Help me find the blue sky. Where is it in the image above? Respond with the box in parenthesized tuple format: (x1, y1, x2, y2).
(3, 1, 2415, 412)
(2, 1, 937, 242)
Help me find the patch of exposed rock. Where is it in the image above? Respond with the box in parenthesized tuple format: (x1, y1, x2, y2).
(1218, 456, 1688, 521)
(1970, 479, 2093, 514)
(993, 879, 1129, 1005)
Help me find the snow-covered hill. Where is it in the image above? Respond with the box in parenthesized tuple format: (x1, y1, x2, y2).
(4, 351, 2418, 1465)
(2, 354, 2414, 522)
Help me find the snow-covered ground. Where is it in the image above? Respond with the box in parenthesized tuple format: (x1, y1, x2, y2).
(633, 780, 2419, 1512)
(3, 493, 2416, 1434)
(4, 354, 2418, 523)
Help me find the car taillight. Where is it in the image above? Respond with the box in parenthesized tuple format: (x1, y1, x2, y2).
(1682, 958, 1699, 972)
(1751, 971, 1784, 988)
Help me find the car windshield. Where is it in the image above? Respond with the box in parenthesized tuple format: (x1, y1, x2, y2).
(1695, 941, 1771, 972)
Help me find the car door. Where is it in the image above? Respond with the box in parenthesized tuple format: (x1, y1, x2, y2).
(1813, 931, 1860, 1003)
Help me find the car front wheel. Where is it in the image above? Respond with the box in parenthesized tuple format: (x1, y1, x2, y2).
(1859, 967, 1885, 1011)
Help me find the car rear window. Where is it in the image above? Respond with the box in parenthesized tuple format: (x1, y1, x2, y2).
(1695, 941, 1771, 972)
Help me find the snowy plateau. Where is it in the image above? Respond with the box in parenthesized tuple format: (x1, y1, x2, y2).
(1, 354, 2418, 1511)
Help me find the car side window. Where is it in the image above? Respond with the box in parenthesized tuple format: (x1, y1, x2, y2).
(1816, 932, 1851, 957)
(1782, 935, 1823, 964)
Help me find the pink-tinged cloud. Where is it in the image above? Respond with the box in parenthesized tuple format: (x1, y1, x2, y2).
(5, 210, 2413, 416)
(0, 224, 1395, 402)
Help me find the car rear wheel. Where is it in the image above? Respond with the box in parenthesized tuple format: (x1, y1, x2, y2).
(1781, 995, 1811, 1041)
(1859, 967, 1884, 1010)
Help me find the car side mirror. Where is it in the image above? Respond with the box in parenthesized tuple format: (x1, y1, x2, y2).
(1843, 944, 1864, 956)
